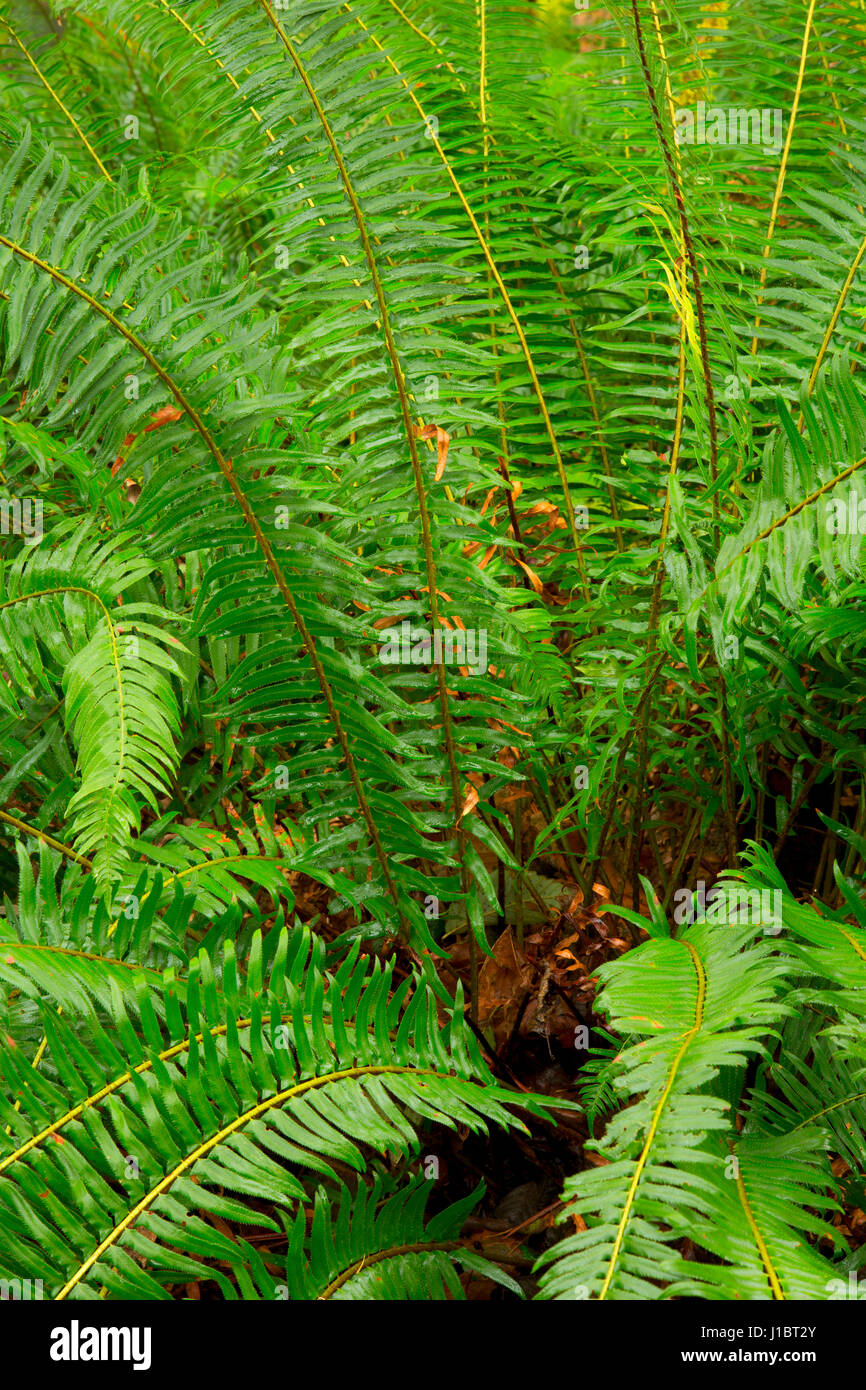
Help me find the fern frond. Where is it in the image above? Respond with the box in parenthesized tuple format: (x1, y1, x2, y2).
(0, 522, 183, 888)
(536, 921, 793, 1299)
(280, 1174, 522, 1299)
(0, 926, 556, 1299)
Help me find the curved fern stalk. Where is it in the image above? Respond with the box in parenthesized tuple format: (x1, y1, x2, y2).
(0, 928, 556, 1299)
(152, 3, 473, 857)
(1, 835, 314, 1034)
(474, 0, 511, 493)
(150, 8, 467, 567)
(255, 0, 474, 939)
(665, 859, 856, 1298)
(339, 0, 591, 595)
(155, 0, 370, 301)
(474, 0, 509, 494)
(0, 824, 272, 1125)
(749, 0, 818, 359)
(0, 17, 112, 182)
(803, 228, 866, 403)
(73, 9, 167, 155)
(154, 0, 459, 576)
(547, 40, 745, 867)
(119, 806, 371, 924)
(0, 840, 166, 1101)
(0, 200, 410, 936)
(0, 936, 170, 1014)
(0, 955, 298, 1182)
(0, 809, 91, 868)
(813, 16, 863, 191)
(670, 366, 866, 649)
(536, 921, 792, 1300)
(156, 0, 467, 494)
(382, 0, 470, 97)
(1, 804, 303, 939)
(467, 0, 611, 603)
(664, 363, 866, 872)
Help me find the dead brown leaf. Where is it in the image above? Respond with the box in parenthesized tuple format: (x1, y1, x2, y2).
(413, 422, 450, 480)
(477, 927, 533, 1051)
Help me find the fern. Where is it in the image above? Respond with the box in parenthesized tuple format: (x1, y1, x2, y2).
(1, 0, 865, 1305)
(0, 925, 556, 1298)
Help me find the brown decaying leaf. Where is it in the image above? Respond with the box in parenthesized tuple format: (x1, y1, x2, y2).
(457, 782, 479, 825)
(413, 421, 450, 481)
(112, 405, 184, 476)
(477, 928, 534, 1051)
(514, 557, 544, 593)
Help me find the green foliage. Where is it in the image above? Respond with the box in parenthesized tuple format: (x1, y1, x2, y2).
(0, 0, 864, 1301)
(0, 923, 552, 1299)
(538, 909, 845, 1299)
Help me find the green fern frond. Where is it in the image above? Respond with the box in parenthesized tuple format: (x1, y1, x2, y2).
(536, 921, 795, 1299)
(279, 1174, 522, 1300)
(0, 521, 183, 888)
(0, 926, 557, 1299)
